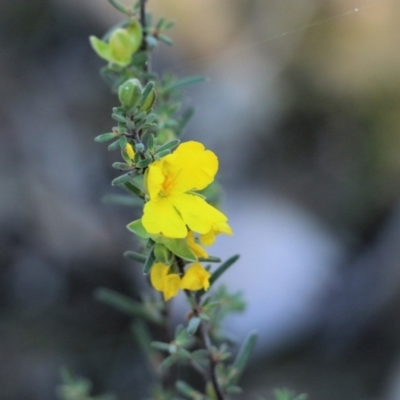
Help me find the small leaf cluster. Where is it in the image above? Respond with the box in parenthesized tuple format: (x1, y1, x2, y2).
(273, 389, 308, 400)
(57, 369, 115, 400)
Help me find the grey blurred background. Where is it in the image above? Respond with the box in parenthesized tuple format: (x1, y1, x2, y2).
(2, 0, 400, 399)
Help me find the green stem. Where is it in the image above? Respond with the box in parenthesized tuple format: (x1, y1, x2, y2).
(139, 0, 149, 74)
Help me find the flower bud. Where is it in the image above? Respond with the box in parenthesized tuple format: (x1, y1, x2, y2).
(139, 88, 156, 112)
(118, 79, 142, 110)
(154, 243, 173, 265)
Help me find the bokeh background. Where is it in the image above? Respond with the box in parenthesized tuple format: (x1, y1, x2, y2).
(2, 0, 400, 399)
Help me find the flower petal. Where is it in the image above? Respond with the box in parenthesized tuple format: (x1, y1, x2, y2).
(180, 263, 211, 291)
(200, 221, 233, 246)
(142, 197, 187, 238)
(170, 193, 228, 234)
(150, 263, 181, 301)
(164, 141, 218, 192)
(146, 160, 164, 199)
(187, 231, 208, 258)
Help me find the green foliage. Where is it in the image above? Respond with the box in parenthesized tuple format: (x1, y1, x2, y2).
(273, 389, 308, 400)
(57, 369, 115, 400)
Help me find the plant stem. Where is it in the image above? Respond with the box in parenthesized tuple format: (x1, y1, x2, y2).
(177, 256, 226, 400)
(139, 0, 149, 74)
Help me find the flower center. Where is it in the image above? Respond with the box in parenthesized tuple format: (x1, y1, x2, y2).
(160, 172, 176, 197)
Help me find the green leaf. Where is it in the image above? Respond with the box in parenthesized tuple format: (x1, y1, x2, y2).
(94, 132, 116, 143)
(162, 76, 206, 94)
(136, 158, 152, 168)
(111, 172, 134, 186)
(143, 249, 155, 274)
(108, 139, 120, 151)
(139, 82, 156, 112)
(151, 341, 171, 352)
(187, 317, 201, 335)
(198, 256, 221, 263)
(158, 34, 173, 46)
(209, 254, 240, 287)
(159, 354, 179, 372)
(126, 219, 150, 239)
(155, 139, 180, 154)
(124, 251, 147, 263)
(107, 0, 128, 14)
(112, 162, 133, 170)
(176, 108, 195, 137)
(158, 238, 197, 262)
(95, 288, 161, 324)
(176, 381, 205, 400)
(229, 331, 258, 385)
(89, 36, 112, 62)
(102, 194, 143, 207)
(154, 149, 171, 160)
(274, 389, 308, 400)
(122, 181, 145, 198)
(118, 135, 128, 148)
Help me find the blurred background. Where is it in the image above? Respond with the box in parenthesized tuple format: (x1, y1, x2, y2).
(1, 0, 400, 399)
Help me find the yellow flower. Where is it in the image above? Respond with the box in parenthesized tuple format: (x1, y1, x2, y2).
(125, 143, 135, 160)
(180, 263, 211, 291)
(150, 262, 211, 301)
(200, 221, 233, 246)
(142, 141, 229, 238)
(187, 231, 208, 258)
(150, 263, 181, 301)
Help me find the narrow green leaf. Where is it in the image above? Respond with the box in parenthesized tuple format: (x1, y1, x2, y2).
(159, 238, 197, 262)
(176, 108, 195, 136)
(95, 288, 160, 324)
(126, 219, 150, 239)
(107, 0, 128, 14)
(229, 331, 258, 385)
(136, 158, 152, 168)
(122, 181, 145, 198)
(143, 249, 155, 274)
(151, 341, 171, 352)
(111, 172, 133, 186)
(176, 381, 205, 399)
(159, 354, 179, 372)
(112, 113, 127, 123)
(164, 21, 175, 30)
(131, 320, 155, 356)
(140, 81, 154, 105)
(154, 149, 171, 160)
(108, 139, 120, 151)
(198, 256, 221, 263)
(124, 251, 147, 263)
(209, 255, 240, 287)
(162, 76, 206, 94)
(158, 34, 173, 46)
(187, 317, 201, 335)
(155, 139, 180, 154)
(119, 135, 128, 148)
(94, 132, 116, 142)
(102, 194, 143, 207)
(112, 162, 133, 170)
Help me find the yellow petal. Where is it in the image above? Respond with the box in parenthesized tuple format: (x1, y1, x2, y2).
(162, 274, 181, 301)
(142, 197, 187, 238)
(170, 192, 227, 234)
(146, 160, 164, 199)
(200, 221, 233, 246)
(164, 141, 218, 192)
(125, 143, 135, 160)
(150, 263, 181, 301)
(180, 263, 211, 291)
(187, 231, 208, 258)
